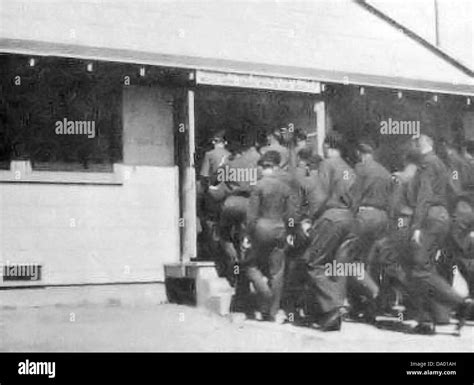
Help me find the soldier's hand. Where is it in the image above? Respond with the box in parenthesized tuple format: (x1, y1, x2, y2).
(412, 229, 422, 245)
(391, 173, 401, 184)
(242, 236, 251, 250)
(286, 234, 294, 247)
(301, 219, 312, 237)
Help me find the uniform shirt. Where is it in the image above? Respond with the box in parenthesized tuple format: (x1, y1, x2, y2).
(199, 147, 230, 178)
(450, 210, 474, 257)
(260, 143, 289, 168)
(217, 147, 260, 195)
(242, 147, 261, 167)
(293, 167, 326, 220)
(247, 173, 296, 233)
(317, 156, 355, 212)
(390, 178, 414, 218)
(275, 166, 309, 223)
(408, 151, 449, 229)
(350, 158, 392, 211)
(445, 151, 467, 196)
(461, 157, 474, 193)
(295, 143, 310, 156)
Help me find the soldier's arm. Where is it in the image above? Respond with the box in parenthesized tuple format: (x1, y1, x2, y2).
(200, 152, 211, 178)
(296, 182, 309, 221)
(318, 160, 331, 195)
(452, 210, 474, 251)
(349, 163, 366, 212)
(310, 161, 332, 218)
(307, 176, 327, 219)
(388, 177, 402, 219)
(285, 185, 298, 234)
(246, 186, 261, 234)
(412, 166, 435, 230)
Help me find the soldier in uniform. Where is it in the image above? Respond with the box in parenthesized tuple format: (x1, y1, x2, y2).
(196, 131, 231, 260)
(198, 130, 231, 220)
(448, 195, 474, 298)
(342, 141, 393, 322)
(294, 129, 309, 156)
(406, 134, 473, 334)
(216, 135, 260, 285)
(245, 150, 296, 322)
(367, 150, 420, 318)
(282, 147, 323, 320)
(199, 130, 230, 186)
(301, 135, 355, 331)
(446, 140, 474, 299)
(259, 128, 289, 168)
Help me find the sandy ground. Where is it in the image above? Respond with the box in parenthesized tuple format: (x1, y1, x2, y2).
(1, 303, 472, 352)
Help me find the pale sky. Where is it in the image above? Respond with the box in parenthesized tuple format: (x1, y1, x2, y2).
(367, 0, 474, 69)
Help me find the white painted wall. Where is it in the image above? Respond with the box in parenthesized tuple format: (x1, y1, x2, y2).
(0, 86, 180, 286)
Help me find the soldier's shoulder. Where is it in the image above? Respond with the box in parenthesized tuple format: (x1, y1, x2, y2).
(338, 158, 354, 172)
(251, 178, 265, 191)
(374, 160, 392, 176)
(205, 148, 219, 158)
(319, 158, 333, 168)
(354, 161, 366, 173)
(219, 148, 231, 156)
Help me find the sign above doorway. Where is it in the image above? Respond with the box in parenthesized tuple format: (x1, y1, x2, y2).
(195, 70, 321, 94)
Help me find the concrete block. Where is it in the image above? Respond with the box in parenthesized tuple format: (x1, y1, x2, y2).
(196, 272, 234, 316)
(164, 261, 234, 316)
(207, 293, 233, 316)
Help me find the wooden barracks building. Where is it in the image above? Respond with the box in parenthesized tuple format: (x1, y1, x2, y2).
(0, 0, 473, 287)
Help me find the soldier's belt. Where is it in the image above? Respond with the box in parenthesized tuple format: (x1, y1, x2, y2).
(358, 206, 385, 211)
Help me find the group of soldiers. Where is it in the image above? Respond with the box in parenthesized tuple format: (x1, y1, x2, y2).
(197, 127, 474, 335)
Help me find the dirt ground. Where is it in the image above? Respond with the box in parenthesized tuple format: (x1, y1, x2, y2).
(1, 303, 472, 352)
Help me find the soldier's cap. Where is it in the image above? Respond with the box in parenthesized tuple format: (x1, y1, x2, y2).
(309, 154, 323, 168)
(295, 129, 307, 141)
(258, 150, 281, 167)
(227, 139, 243, 155)
(357, 140, 375, 154)
(412, 133, 434, 144)
(269, 127, 282, 137)
(211, 130, 226, 142)
(297, 146, 313, 161)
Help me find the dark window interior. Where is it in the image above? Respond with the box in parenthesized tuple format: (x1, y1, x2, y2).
(195, 86, 318, 171)
(0, 55, 124, 172)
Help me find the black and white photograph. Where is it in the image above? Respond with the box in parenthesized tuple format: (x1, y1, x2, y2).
(0, 0, 473, 384)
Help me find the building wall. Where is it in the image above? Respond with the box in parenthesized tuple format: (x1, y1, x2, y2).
(0, 86, 180, 286)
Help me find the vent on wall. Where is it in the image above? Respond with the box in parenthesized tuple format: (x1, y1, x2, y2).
(2, 264, 42, 281)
